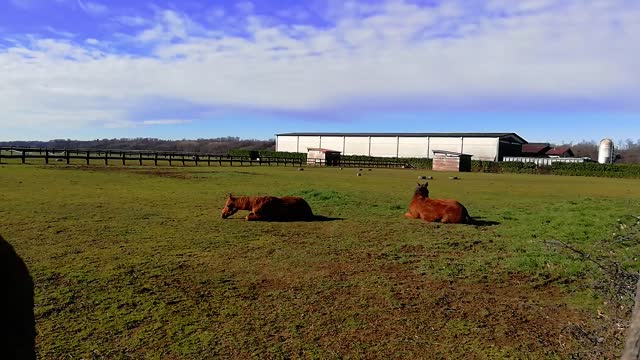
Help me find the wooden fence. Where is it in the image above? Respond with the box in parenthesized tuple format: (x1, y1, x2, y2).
(0, 147, 420, 168)
(0, 147, 303, 167)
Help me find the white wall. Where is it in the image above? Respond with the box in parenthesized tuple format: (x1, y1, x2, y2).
(319, 136, 344, 152)
(369, 137, 398, 157)
(276, 136, 298, 152)
(297, 136, 321, 152)
(398, 137, 429, 157)
(462, 137, 499, 161)
(278, 135, 502, 160)
(344, 136, 370, 155)
(428, 137, 463, 156)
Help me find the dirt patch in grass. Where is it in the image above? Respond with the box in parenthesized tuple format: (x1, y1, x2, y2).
(138, 170, 194, 179)
(41, 165, 261, 179)
(304, 263, 617, 358)
(216, 252, 620, 358)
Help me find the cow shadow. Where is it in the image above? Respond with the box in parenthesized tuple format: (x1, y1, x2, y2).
(471, 217, 501, 227)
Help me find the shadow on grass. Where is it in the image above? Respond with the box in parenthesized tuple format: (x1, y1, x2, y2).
(471, 217, 501, 227)
(311, 215, 345, 222)
(222, 215, 345, 222)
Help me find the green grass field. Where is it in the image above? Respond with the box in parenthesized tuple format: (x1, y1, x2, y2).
(1, 164, 639, 359)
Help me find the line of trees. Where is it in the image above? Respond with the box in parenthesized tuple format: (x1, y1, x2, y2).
(2, 137, 639, 163)
(0, 137, 276, 154)
(569, 139, 640, 164)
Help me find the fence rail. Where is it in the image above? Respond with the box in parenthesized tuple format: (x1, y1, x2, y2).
(0, 147, 303, 167)
(0, 147, 423, 169)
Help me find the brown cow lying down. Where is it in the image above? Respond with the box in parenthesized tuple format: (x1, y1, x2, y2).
(221, 194, 314, 221)
(405, 182, 473, 224)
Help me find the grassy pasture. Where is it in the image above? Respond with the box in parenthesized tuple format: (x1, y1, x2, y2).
(1, 164, 639, 359)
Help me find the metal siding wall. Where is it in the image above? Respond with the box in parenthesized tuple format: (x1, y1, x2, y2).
(344, 137, 370, 155)
(278, 135, 502, 159)
(319, 136, 344, 153)
(398, 137, 429, 157)
(428, 137, 463, 156)
(276, 136, 299, 152)
(461, 137, 499, 161)
(370, 137, 399, 157)
(297, 136, 321, 152)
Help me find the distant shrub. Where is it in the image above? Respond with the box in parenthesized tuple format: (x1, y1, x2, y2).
(499, 161, 539, 174)
(403, 158, 433, 169)
(471, 160, 500, 173)
(228, 149, 306, 160)
(227, 150, 640, 178)
(551, 162, 640, 178)
(339, 155, 433, 168)
(228, 149, 253, 158)
(258, 150, 306, 160)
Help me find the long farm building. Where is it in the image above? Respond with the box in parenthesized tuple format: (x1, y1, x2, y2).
(275, 132, 527, 161)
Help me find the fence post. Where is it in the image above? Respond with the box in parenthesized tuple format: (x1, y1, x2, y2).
(622, 277, 640, 360)
(21, 150, 26, 164)
(122, 152, 126, 166)
(207, 155, 211, 167)
(139, 153, 143, 166)
(86, 151, 90, 165)
(104, 151, 108, 165)
(66, 150, 70, 165)
(154, 153, 158, 166)
(44, 150, 48, 165)
(181, 155, 185, 166)
(0, 149, 3, 164)
(194, 155, 198, 167)
(169, 154, 172, 166)
(218, 156, 222, 166)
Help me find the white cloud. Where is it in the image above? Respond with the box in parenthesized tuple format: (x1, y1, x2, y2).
(116, 15, 149, 27)
(103, 119, 191, 128)
(1, 0, 639, 131)
(77, 0, 108, 16)
(85, 38, 99, 45)
(45, 26, 75, 38)
(142, 119, 192, 125)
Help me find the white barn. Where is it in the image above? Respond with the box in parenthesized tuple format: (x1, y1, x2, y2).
(275, 132, 527, 161)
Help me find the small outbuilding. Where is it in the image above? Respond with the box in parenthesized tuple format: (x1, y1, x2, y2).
(307, 148, 341, 166)
(432, 150, 472, 172)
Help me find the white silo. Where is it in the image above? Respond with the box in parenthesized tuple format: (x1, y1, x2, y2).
(598, 139, 614, 164)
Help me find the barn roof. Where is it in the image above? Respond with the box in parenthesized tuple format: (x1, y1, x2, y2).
(546, 146, 574, 156)
(432, 150, 473, 157)
(307, 147, 341, 153)
(522, 143, 551, 154)
(276, 132, 527, 143)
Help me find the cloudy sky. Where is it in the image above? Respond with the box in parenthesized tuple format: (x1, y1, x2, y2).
(1, 0, 638, 143)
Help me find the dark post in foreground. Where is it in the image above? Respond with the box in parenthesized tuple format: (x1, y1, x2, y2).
(0, 235, 36, 360)
(622, 277, 640, 360)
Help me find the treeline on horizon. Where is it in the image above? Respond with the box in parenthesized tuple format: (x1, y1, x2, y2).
(1, 138, 640, 163)
(0, 137, 276, 154)
(570, 139, 640, 164)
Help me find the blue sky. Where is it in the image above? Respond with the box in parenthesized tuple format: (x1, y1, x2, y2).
(1, 0, 638, 144)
